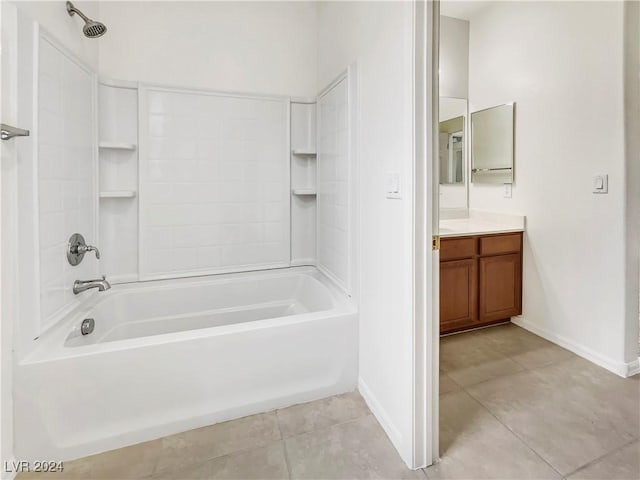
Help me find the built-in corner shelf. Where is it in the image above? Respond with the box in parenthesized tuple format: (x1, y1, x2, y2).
(99, 190, 137, 199)
(99, 141, 137, 151)
(292, 189, 317, 196)
(291, 149, 317, 156)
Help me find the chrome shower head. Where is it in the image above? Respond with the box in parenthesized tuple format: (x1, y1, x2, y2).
(66, 1, 107, 38)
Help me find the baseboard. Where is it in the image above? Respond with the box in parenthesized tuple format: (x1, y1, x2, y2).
(357, 378, 404, 455)
(626, 358, 640, 376)
(512, 317, 636, 378)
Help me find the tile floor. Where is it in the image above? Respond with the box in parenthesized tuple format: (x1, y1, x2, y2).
(434, 324, 639, 480)
(19, 324, 639, 480)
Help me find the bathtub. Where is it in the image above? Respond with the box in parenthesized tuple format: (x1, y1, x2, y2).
(14, 267, 358, 461)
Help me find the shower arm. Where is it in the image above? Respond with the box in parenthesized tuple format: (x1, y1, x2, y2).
(66, 2, 91, 23)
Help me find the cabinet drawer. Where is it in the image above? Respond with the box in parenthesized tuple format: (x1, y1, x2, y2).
(441, 237, 477, 261)
(479, 233, 521, 256)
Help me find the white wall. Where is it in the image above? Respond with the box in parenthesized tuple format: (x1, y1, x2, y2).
(318, 0, 416, 465)
(12, 1, 99, 69)
(467, 2, 632, 374)
(98, 1, 317, 98)
(624, 1, 640, 364)
(439, 15, 468, 99)
(2, 2, 99, 474)
(1, 4, 18, 475)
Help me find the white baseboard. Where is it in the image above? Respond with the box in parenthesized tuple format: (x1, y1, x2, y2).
(512, 317, 637, 378)
(627, 358, 640, 376)
(357, 378, 404, 456)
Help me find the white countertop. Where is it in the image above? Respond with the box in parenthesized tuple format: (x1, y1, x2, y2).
(439, 210, 526, 238)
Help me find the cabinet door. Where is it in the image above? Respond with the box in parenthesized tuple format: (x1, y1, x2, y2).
(440, 258, 477, 334)
(478, 253, 522, 323)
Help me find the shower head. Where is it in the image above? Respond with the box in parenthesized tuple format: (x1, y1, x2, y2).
(66, 1, 107, 38)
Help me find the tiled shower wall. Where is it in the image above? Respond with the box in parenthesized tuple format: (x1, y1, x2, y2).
(317, 78, 350, 290)
(139, 88, 290, 279)
(38, 34, 97, 327)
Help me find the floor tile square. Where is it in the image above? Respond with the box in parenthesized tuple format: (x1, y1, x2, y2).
(152, 442, 289, 480)
(154, 412, 281, 474)
(276, 391, 370, 438)
(439, 371, 461, 395)
(440, 333, 524, 387)
(466, 365, 637, 475)
(425, 390, 561, 479)
(478, 324, 575, 369)
(285, 415, 423, 479)
(567, 441, 640, 480)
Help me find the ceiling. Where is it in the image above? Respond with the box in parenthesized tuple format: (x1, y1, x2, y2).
(440, 1, 494, 21)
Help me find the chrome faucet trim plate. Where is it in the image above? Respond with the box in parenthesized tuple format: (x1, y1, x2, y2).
(67, 233, 101, 266)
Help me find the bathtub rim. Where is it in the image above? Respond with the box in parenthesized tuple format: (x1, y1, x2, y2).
(22, 266, 356, 365)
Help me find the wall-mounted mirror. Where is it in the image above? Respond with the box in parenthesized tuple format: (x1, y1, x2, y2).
(439, 116, 464, 185)
(471, 103, 515, 184)
(439, 97, 468, 210)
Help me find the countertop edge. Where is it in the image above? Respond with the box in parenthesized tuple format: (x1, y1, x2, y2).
(439, 228, 525, 238)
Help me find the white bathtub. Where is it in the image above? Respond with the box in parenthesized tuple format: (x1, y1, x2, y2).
(14, 267, 358, 461)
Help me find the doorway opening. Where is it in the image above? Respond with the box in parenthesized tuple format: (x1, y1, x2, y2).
(430, 1, 640, 477)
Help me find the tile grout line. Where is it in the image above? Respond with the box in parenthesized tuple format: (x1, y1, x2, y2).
(274, 402, 377, 479)
(277, 400, 375, 440)
(144, 395, 377, 479)
(450, 338, 638, 478)
(561, 437, 639, 479)
(460, 386, 565, 478)
(508, 349, 574, 372)
(445, 365, 526, 391)
(439, 328, 635, 478)
(274, 410, 293, 480)
(150, 412, 286, 477)
(517, 351, 580, 373)
(445, 350, 579, 392)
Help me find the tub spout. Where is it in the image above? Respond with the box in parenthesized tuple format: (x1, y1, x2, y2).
(73, 276, 111, 295)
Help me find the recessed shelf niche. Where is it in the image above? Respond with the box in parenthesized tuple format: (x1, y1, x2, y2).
(98, 79, 139, 284)
(290, 101, 317, 266)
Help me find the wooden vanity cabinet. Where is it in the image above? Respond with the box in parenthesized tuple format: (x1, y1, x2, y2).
(440, 232, 522, 335)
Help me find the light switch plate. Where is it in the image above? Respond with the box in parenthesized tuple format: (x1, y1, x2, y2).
(504, 184, 512, 198)
(386, 172, 401, 199)
(593, 174, 608, 194)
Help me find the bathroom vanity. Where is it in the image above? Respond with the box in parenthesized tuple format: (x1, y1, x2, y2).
(439, 216, 524, 335)
(439, 75, 521, 334)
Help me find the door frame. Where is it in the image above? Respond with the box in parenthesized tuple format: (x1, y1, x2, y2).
(412, 0, 439, 468)
(1, 1, 20, 471)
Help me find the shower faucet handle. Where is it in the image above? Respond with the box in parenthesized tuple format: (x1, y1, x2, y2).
(67, 233, 101, 266)
(78, 244, 101, 259)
